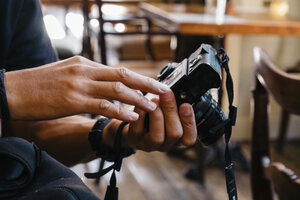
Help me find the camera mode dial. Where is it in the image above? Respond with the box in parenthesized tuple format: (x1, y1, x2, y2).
(157, 63, 175, 81)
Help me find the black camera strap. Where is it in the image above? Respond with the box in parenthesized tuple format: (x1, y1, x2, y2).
(217, 48, 238, 200)
(85, 121, 129, 200)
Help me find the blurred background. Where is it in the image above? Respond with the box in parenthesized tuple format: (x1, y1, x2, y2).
(40, 0, 300, 199)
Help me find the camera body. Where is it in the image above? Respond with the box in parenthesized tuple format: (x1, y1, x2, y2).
(158, 44, 227, 145)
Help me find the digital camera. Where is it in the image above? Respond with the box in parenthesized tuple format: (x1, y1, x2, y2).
(157, 44, 227, 145)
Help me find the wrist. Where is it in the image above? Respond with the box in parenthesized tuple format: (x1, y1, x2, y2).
(102, 119, 129, 148)
(88, 118, 112, 151)
(89, 118, 134, 162)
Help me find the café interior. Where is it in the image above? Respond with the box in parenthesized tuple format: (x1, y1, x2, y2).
(35, 0, 300, 199)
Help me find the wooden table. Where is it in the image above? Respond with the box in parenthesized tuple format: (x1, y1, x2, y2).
(140, 3, 300, 185)
(140, 3, 300, 62)
(41, 0, 145, 6)
(140, 3, 300, 36)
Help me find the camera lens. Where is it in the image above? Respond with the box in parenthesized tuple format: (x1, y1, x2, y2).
(193, 93, 227, 145)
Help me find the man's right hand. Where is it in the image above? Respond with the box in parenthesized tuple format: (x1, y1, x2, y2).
(4, 56, 170, 121)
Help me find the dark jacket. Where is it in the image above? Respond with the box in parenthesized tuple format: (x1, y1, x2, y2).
(0, 0, 57, 71)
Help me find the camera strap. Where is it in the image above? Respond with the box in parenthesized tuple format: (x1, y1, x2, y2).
(217, 48, 238, 200)
(85, 121, 129, 200)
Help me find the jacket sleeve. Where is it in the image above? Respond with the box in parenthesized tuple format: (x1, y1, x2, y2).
(0, 0, 58, 71)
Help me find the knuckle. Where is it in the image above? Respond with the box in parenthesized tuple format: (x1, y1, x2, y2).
(72, 55, 86, 63)
(182, 118, 195, 129)
(112, 82, 124, 94)
(109, 104, 124, 118)
(163, 103, 177, 113)
(117, 67, 130, 79)
(138, 93, 149, 105)
(98, 100, 111, 112)
(63, 79, 76, 90)
(115, 105, 123, 116)
(68, 65, 83, 75)
(147, 77, 156, 87)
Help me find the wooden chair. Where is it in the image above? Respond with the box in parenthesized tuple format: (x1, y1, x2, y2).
(251, 47, 300, 200)
(94, 0, 177, 79)
(276, 62, 300, 152)
(96, 1, 171, 56)
(41, 0, 94, 60)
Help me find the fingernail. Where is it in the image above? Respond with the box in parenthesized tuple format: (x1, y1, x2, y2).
(128, 111, 139, 121)
(148, 101, 157, 111)
(136, 90, 143, 95)
(157, 82, 170, 93)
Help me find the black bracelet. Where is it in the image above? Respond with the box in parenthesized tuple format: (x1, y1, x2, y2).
(88, 118, 135, 161)
(88, 118, 112, 151)
(0, 69, 10, 119)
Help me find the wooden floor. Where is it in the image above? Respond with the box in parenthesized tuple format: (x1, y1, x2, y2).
(71, 141, 300, 200)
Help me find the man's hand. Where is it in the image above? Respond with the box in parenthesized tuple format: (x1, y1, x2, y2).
(4, 56, 169, 121)
(4, 90, 196, 166)
(103, 90, 197, 152)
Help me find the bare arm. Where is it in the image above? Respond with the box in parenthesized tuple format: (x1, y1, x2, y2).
(4, 56, 169, 121)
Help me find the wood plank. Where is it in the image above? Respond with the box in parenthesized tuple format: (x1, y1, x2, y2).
(71, 141, 300, 200)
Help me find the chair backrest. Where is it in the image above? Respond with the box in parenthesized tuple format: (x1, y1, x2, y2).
(251, 47, 300, 200)
(253, 47, 300, 114)
(95, 0, 155, 65)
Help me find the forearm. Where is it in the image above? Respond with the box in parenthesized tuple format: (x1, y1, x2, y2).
(3, 57, 168, 121)
(4, 115, 97, 167)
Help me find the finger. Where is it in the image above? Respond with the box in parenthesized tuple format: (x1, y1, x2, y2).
(129, 106, 147, 137)
(91, 67, 170, 94)
(89, 81, 157, 112)
(159, 91, 183, 151)
(147, 99, 165, 150)
(84, 98, 139, 122)
(179, 103, 197, 146)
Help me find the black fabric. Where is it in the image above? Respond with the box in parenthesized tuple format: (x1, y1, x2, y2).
(0, 137, 36, 196)
(0, 137, 100, 200)
(0, 69, 10, 119)
(0, 1, 100, 200)
(0, 0, 57, 71)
